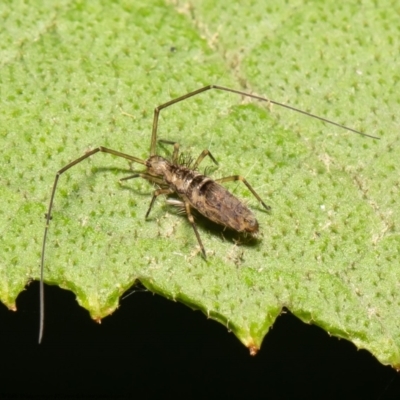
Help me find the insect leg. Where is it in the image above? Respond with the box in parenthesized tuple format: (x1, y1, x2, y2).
(215, 175, 271, 211)
(158, 139, 218, 170)
(39, 147, 146, 344)
(120, 172, 179, 223)
(183, 200, 207, 259)
(157, 139, 180, 164)
(145, 189, 206, 257)
(120, 172, 164, 186)
(165, 198, 185, 213)
(192, 149, 218, 170)
(145, 188, 174, 219)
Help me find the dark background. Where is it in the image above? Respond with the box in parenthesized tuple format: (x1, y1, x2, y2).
(1, 282, 399, 398)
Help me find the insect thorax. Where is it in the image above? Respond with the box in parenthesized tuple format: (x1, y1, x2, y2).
(146, 155, 202, 194)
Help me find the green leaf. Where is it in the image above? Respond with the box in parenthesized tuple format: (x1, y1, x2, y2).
(1, 0, 399, 366)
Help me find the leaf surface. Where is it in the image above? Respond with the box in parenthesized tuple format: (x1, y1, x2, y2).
(0, 0, 399, 366)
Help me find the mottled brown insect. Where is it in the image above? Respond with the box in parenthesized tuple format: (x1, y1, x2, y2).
(39, 85, 379, 343)
(136, 149, 270, 254)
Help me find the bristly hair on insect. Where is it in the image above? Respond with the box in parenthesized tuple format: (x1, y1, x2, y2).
(39, 84, 380, 343)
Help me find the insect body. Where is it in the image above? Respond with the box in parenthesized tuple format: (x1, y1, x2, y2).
(139, 152, 269, 255)
(39, 85, 379, 343)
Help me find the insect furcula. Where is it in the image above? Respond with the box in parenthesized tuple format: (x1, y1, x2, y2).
(39, 84, 380, 343)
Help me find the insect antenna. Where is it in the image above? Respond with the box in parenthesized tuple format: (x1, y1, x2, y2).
(150, 85, 380, 152)
(39, 148, 146, 344)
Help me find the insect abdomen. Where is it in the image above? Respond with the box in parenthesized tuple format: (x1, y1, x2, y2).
(189, 179, 259, 234)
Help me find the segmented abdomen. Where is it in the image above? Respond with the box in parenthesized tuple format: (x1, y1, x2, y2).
(166, 165, 258, 234)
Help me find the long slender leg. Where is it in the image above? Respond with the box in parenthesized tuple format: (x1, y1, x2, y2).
(146, 190, 206, 257)
(215, 175, 271, 211)
(192, 149, 218, 170)
(39, 147, 146, 344)
(150, 86, 377, 156)
(145, 188, 174, 218)
(120, 172, 165, 186)
(183, 201, 207, 259)
(158, 139, 180, 164)
(120, 174, 170, 218)
(158, 139, 218, 170)
(145, 189, 206, 257)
